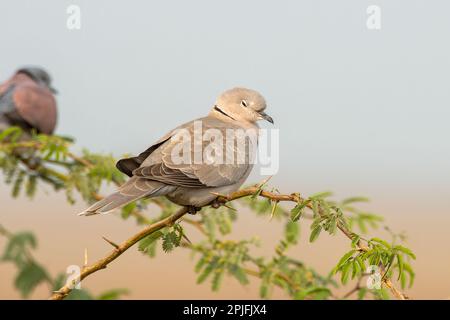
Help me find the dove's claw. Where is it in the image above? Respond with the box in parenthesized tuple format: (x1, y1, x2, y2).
(187, 206, 201, 215)
(210, 199, 221, 209)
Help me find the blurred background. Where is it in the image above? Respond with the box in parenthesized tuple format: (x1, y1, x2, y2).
(0, 0, 449, 299)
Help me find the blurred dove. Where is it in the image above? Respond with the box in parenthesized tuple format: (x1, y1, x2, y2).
(79, 87, 273, 216)
(0, 66, 58, 135)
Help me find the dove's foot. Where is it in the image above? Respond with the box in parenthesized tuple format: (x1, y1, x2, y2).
(210, 198, 225, 209)
(187, 206, 201, 215)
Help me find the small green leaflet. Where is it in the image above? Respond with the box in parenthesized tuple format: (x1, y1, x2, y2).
(309, 225, 322, 243)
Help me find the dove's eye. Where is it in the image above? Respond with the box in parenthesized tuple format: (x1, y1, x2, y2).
(240, 100, 248, 107)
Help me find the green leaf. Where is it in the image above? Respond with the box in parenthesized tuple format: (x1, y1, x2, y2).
(356, 256, 365, 272)
(195, 256, 207, 273)
(97, 288, 129, 300)
(308, 191, 333, 199)
(309, 225, 322, 243)
(357, 219, 368, 234)
(12, 170, 25, 198)
(251, 186, 263, 199)
(394, 245, 416, 260)
(370, 237, 391, 249)
(25, 175, 38, 198)
(403, 263, 415, 288)
(400, 270, 407, 289)
(197, 257, 219, 284)
(2, 232, 37, 265)
(161, 230, 181, 252)
(328, 216, 337, 235)
(396, 254, 404, 281)
(295, 287, 331, 300)
(351, 235, 360, 248)
(228, 264, 249, 285)
(340, 262, 352, 284)
(290, 202, 307, 221)
(203, 213, 216, 242)
(0, 126, 22, 141)
(217, 210, 232, 235)
(342, 197, 370, 205)
(351, 260, 361, 279)
(138, 231, 163, 253)
(333, 250, 356, 273)
(357, 288, 368, 300)
(259, 271, 273, 299)
(311, 200, 320, 217)
(285, 221, 299, 244)
(65, 289, 94, 300)
(121, 203, 137, 219)
(211, 269, 225, 291)
(14, 262, 49, 298)
(376, 288, 391, 300)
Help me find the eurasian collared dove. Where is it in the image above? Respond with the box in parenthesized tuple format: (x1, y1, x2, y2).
(0, 66, 58, 135)
(79, 87, 273, 216)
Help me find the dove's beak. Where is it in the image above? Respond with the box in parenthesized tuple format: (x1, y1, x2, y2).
(259, 111, 274, 124)
(49, 86, 58, 94)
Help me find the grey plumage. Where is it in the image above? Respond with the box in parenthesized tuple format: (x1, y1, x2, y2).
(79, 87, 273, 216)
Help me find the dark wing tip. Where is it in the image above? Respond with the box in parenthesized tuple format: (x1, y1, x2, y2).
(116, 158, 139, 177)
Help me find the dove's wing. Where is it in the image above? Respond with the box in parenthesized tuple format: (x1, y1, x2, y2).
(13, 84, 57, 134)
(122, 116, 255, 188)
(115, 118, 195, 177)
(82, 116, 255, 216)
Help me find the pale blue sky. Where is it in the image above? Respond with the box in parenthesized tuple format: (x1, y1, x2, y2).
(1, 0, 449, 201)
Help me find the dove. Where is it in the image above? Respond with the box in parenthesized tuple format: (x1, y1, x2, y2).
(0, 66, 58, 135)
(79, 87, 273, 216)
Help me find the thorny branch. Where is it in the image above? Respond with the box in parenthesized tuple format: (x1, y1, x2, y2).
(49, 184, 409, 300)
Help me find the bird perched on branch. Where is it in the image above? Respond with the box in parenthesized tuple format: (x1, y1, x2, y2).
(79, 87, 274, 216)
(0, 66, 58, 135)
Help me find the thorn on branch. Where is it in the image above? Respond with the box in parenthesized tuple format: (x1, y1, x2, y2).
(83, 248, 88, 269)
(210, 191, 230, 202)
(181, 233, 192, 244)
(102, 236, 120, 249)
(222, 203, 236, 211)
(269, 200, 279, 221)
(256, 176, 272, 189)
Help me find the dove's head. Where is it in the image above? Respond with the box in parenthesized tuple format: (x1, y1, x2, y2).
(212, 87, 273, 125)
(17, 66, 58, 94)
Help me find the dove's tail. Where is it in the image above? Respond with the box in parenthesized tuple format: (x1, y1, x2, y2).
(78, 192, 142, 216)
(78, 178, 174, 216)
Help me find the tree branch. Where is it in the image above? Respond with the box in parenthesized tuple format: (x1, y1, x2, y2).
(49, 207, 189, 300)
(49, 184, 409, 300)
